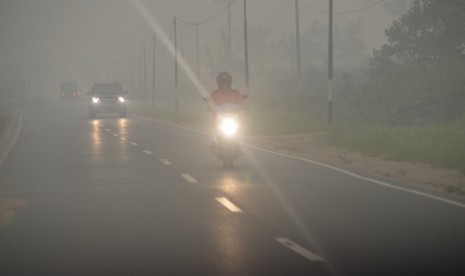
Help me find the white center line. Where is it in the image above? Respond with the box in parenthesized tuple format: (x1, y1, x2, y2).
(105, 128, 111, 132)
(120, 137, 127, 141)
(275, 238, 325, 262)
(143, 150, 153, 155)
(181, 174, 198, 184)
(159, 159, 172, 165)
(215, 197, 242, 213)
(131, 142, 139, 146)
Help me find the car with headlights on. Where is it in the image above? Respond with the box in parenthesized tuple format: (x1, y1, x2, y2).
(88, 82, 128, 118)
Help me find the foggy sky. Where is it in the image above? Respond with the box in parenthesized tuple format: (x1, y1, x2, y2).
(0, 0, 395, 95)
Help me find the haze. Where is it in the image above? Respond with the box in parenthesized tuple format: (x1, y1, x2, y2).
(0, 0, 397, 96)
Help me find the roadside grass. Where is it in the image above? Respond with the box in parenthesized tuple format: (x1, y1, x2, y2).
(243, 110, 328, 135)
(129, 101, 465, 174)
(324, 119, 465, 174)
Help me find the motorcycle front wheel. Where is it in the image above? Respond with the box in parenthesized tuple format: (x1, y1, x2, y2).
(222, 143, 235, 169)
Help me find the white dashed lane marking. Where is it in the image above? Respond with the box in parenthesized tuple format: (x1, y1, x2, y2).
(215, 197, 242, 213)
(181, 174, 198, 184)
(275, 238, 325, 262)
(131, 142, 139, 146)
(112, 133, 118, 137)
(143, 150, 153, 155)
(120, 138, 127, 141)
(159, 159, 172, 165)
(105, 128, 111, 132)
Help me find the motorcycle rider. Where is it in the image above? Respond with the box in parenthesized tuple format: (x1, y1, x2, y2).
(207, 71, 244, 155)
(209, 71, 243, 108)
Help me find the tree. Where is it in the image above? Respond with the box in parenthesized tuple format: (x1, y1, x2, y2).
(373, 0, 465, 66)
(364, 0, 465, 124)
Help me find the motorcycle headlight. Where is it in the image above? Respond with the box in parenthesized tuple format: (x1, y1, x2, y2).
(92, 97, 100, 103)
(219, 117, 239, 137)
(118, 96, 125, 103)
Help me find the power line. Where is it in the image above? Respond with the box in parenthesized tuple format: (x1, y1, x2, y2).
(263, 0, 293, 33)
(177, 4, 229, 26)
(300, 0, 384, 15)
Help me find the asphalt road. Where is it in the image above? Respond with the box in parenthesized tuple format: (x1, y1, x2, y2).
(1, 101, 464, 276)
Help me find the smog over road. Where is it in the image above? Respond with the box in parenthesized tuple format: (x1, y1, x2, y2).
(1, 1, 465, 275)
(0, 0, 400, 94)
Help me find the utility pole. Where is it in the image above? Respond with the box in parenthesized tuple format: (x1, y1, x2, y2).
(152, 34, 156, 107)
(243, 0, 249, 88)
(328, 0, 333, 124)
(215, 0, 235, 68)
(131, 55, 134, 90)
(138, 55, 142, 88)
(195, 24, 200, 78)
(173, 17, 178, 112)
(227, 0, 232, 67)
(174, 17, 178, 87)
(143, 43, 147, 89)
(295, 0, 301, 76)
(116, 60, 120, 82)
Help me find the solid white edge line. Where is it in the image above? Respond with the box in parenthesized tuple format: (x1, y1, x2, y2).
(181, 174, 198, 184)
(245, 144, 465, 209)
(136, 115, 465, 209)
(215, 197, 242, 212)
(143, 150, 153, 155)
(275, 237, 325, 262)
(159, 159, 172, 165)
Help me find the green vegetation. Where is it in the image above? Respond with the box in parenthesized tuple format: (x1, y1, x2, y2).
(324, 118, 465, 173)
(131, 1, 465, 174)
(130, 100, 465, 173)
(244, 111, 327, 135)
(360, 0, 465, 124)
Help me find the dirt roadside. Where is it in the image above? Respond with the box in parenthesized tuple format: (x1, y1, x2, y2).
(244, 133, 465, 197)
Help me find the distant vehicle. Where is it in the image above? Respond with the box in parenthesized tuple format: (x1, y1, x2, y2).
(87, 82, 128, 119)
(59, 81, 78, 101)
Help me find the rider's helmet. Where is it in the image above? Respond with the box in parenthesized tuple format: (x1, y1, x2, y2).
(216, 71, 232, 85)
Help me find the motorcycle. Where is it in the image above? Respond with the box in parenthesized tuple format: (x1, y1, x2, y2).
(205, 95, 248, 168)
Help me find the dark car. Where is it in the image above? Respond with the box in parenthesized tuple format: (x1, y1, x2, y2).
(60, 81, 78, 101)
(87, 82, 128, 119)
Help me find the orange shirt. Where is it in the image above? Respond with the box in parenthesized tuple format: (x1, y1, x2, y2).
(209, 89, 242, 106)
